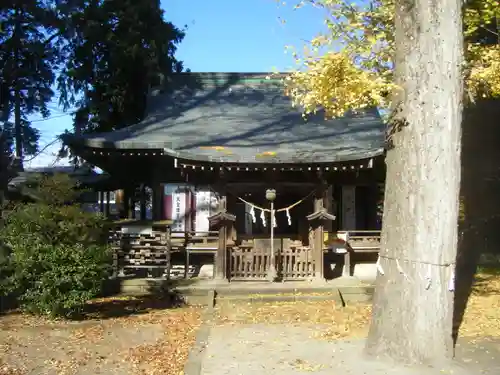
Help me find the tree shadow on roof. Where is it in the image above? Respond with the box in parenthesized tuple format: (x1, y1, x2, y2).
(65, 73, 386, 165)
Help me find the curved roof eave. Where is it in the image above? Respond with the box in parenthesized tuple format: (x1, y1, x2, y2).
(66, 135, 385, 165)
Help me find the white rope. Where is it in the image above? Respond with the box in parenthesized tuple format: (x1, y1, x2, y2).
(286, 208, 292, 226)
(377, 255, 455, 292)
(234, 189, 316, 213)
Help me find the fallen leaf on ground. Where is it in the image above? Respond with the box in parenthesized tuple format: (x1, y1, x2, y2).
(216, 272, 500, 340)
(0, 296, 202, 375)
(1, 272, 499, 374)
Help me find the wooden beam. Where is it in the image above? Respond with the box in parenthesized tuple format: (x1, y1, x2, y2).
(227, 182, 316, 192)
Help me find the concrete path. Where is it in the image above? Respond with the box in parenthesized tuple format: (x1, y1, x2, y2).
(196, 323, 500, 375)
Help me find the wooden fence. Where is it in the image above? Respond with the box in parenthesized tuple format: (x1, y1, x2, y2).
(228, 238, 315, 281)
(279, 245, 315, 280)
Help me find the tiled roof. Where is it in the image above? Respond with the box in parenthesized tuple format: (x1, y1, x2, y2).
(63, 73, 386, 164)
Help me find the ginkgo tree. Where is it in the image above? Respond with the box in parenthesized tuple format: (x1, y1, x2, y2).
(283, 0, 499, 117)
(281, 0, 498, 366)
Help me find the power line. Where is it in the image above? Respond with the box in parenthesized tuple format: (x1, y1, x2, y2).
(24, 138, 60, 162)
(47, 104, 78, 115)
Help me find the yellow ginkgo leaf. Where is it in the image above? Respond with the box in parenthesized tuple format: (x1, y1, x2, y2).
(282, 0, 500, 116)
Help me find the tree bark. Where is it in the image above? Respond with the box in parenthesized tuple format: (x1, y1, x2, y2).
(364, 0, 463, 364)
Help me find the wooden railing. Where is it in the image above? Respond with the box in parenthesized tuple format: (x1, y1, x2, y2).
(332, 230, 381, 277)
(172, 230, 219, 279)
(170, 230, 219, 250)
(337, 230, 381, 252)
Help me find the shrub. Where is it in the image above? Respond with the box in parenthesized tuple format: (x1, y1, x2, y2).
(0, 174, 112, 318)
(4, 242, 111, 317)
(4, 203, 107, 248)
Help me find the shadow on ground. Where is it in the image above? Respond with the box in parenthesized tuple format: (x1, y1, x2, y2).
(78, 277, 201, 320)
(453, 98, 500, 344)
(81, 293, 185, 320)
(0, 277, 199, 321)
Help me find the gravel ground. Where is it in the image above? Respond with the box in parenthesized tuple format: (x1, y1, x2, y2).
(200, 324, 500, 375)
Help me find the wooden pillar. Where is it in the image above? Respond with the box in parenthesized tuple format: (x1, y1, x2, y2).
(209, 213, 236, 281)
(99, 191, 105, 213)
(341, 185, 356, 230)
(139, 183, 147, 220)
(116, 189, 125, 218)
(150, 178, 163, 221)
(307, 184, 335, 281)
(218, 224, 227, 279)
(298, 200, 309, 245)
(365, 184, 379, 229)
(376, 183, 384, 229)
(123, 188, 132, 219)
(324, 185, 333, 233)
(161, 226, 172, 280)
(105, 191, 111, 218)
(208, 183, 236, 281)
(151, 185, 158, 220)
(130, 194, 136, 219)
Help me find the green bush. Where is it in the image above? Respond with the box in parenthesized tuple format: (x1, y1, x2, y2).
(0, 174, 112, 318)
(4, 203, 107, 247)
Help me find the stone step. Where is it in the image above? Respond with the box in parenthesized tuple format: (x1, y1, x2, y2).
(107, 277, 375, 306)
(214, 286, 374, 305)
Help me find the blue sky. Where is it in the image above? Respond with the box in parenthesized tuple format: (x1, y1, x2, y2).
(28, 0, 327, 168)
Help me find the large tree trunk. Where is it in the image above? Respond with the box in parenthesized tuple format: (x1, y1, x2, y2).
(364, 0, 463, 364)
